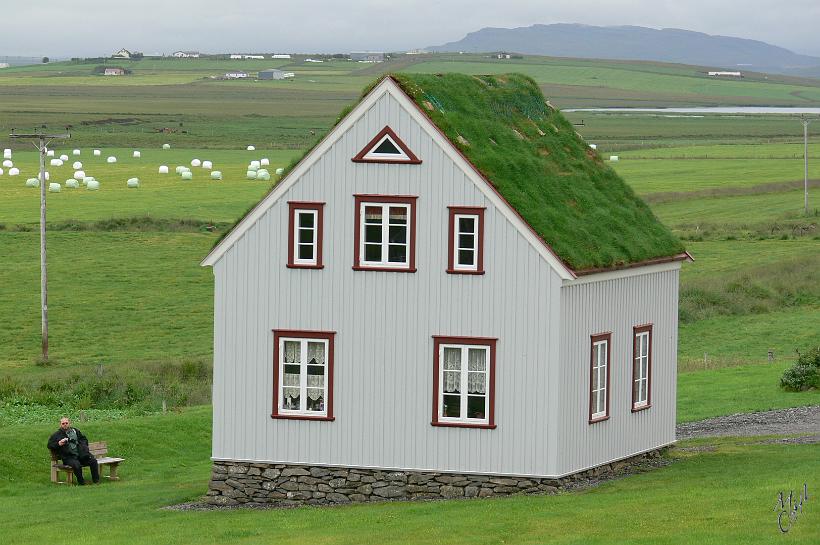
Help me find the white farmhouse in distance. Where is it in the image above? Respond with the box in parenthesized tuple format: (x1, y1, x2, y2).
(173, 51, 201, 58)
(708, 71, 743, 77)
(112, 48, 132, 59)
(271, 54, 292, 59)
(201, 73, 691, 507)
(229, 54, 243, 59)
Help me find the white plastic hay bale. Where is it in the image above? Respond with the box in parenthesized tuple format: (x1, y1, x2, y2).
(49, 183, 61, 193)
(2, 148, 11, 159)
(181, 171, 193, 181)
(2, 159, 12, 168)
(260, 158, 269, 166)
(74, 170, 85, 180)
(72, 161, 83, 169)
(9, 167, 20, 176)
(72, 149, 81, 156)
(107, 156, 117, 163)
(609, 155, 619, 162)
(93, 149, 101, 156)
(133, 150, 141, 158)
(210, 171, 222, 180)
(191, 158, 201, 167)
(250, 160, 260, 169)
(246, 145, 255, 151)
(589, 144, 597, 150)
(0, 168, 3, 176)
(162, 143, 171, 150)
(275, 167, 284, 175)
(47, 150, 55, 157)
(82, 176, 95, 185)
(50, 158, 62, 167)
(201, 160, 212, 169)
(246, 170, 257, 179)
(256, 172, 271, 181)
(175, 165, 186, 174)
(39, 172, 50, 181)
(59, 154, 69, 161)
(127, 178, 140, 188)
(158, 165, 169, 174)
(65, 179, 79, 188)
(26, 178, 40, 187)
(86, 180, 100, 190)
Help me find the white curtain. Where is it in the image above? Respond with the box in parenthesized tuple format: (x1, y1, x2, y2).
(468, 349, 486, 371)
(468, 372, 486, 394)
(283, 341, 300, 363)
(307, 342, 325, 365)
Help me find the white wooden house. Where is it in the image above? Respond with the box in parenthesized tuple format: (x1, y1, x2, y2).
(201, 73, 690, 506)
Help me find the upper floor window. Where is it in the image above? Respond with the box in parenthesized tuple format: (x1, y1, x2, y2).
(432, 336, 497, 429)
(353, 195, 417, 272)
(272, 330, 335, 421)
(632, 325, 652, 411)
(351, 126, 422, 165)
(589, 333, 611, 424)
(447, 207, 485, 274)
(287, 202, 324, 269)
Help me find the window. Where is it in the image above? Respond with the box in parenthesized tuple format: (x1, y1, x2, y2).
(287, 202, 324, 269)
(632, 325, 652, 411)
(353, 195, 417, 272)
(432, 336, 497, 429)
(351, 126, 422, 164)
(272, 330, 335, 420)
(447, 207, 485, 274)
(589, 333, 611, 423)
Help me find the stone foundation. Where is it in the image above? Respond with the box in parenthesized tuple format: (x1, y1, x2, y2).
(205, 449, 666, 507)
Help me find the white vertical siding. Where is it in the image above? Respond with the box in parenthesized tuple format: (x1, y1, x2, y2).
(556, 268, 680, 476)
(212, 91, 565, 476)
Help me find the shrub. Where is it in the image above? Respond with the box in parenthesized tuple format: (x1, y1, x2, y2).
(780, 347, 820, 391)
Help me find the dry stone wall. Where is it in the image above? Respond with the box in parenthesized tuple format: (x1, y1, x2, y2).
(206, 449, 665, 507)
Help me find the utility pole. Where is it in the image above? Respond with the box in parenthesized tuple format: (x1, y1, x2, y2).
(9, 130, 70, 362)
(800, 116, 811, 215)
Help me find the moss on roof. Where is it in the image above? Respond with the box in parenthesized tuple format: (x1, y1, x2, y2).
(390, 72, 684, 271)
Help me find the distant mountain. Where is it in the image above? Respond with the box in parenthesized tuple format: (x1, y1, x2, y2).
(427, 24, 820, 76)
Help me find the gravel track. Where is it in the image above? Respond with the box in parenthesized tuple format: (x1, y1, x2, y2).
(676, 405, 820, 441)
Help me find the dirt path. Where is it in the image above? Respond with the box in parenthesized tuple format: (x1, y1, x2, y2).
(676, 405, 820, 441)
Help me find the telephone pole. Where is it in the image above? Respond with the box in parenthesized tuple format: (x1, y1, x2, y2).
(9, 130, 70, 362)
(800, 116, 811, 215)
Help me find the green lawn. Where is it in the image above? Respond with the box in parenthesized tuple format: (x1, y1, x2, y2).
(0, 407, 817, 544)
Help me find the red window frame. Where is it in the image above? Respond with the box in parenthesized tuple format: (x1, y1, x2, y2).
(272, 329, 336, 421)
(631, 324, 653, 412)
(447, 206, 486, 275)
(589, 332, 611, 424)
(287, 202, 324, 269)
(431, 335, 497, 429)
(353, 194, 418, 272)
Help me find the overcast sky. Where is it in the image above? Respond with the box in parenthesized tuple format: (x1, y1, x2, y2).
(2, 0, 819, 58)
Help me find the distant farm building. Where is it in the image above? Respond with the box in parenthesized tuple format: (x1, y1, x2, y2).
(0, 63, 9, 69)
(258, 69, 295, 80)
(173, 51, 201, 58)
(230, 54, 243, 59)
(350, 51, 384, 62)
(244, 55, 265, 60)
(112, 48, 133, 59)
(271, 54, 292, 59)
(304, 58, 323, 63)
(103, 67, 126, 76)
(223, 71, 249, 79)
(708, 71, 743, 78)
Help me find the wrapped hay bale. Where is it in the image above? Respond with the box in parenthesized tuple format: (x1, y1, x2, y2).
(275, 167, 284, 175)
(50, 159, 62, 167)
(175, 165, 187, 174)
(202, 160, 213, 169)
(93, 149, 101, 156)
(49, 183, 61, 193)
(107, 156, 117, 163)
(26, 178, 40, 187)
(250, 160, 261, 169)
(127, 178, 139, 188)
(589, 144, 597, 150)
(260, 158, 270, 166)
(65, 179, 79, 188)
(72, 161, 83, 169)
(162, 143, 171, 150)
(72, 149, 81, 156)
(191, 158, 201, 167)
(9, 167, 20, 176)
(74, 170, 85, 179)
(256, 172, 271, 181)
(133, 150, 141, 158)
(246, 145, 255, 151)
(2, 148, 11, 159)
(210, 171, 222, 180)
(47, 150, 55, 157)
(609, 155, 619, 162)
(2, 159, 12, 168)
(0, 168, 4, 176)
(86, 180, 100, 190)
(158, 165, 169, 174)
(246, 170, 257, 179)
(82, 176, 95, 185)
(60, 154, 69, 161)
(181, 171, 193, 181)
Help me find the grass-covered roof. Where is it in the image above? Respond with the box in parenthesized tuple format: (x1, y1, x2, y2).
(389, 72, 685, 272)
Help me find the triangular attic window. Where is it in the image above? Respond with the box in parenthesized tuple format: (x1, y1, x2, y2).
(352, 126, 422, 164)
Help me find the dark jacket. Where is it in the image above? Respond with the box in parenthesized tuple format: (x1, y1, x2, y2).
(47, 428, 91, 460)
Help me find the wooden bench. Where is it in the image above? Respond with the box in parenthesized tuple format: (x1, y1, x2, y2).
(50, 441, 125, 484)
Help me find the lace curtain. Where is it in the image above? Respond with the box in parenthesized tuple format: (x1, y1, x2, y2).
(283, 341, 300, 364)
(443, 348, 486, 395)
(307, 342, 325, 365)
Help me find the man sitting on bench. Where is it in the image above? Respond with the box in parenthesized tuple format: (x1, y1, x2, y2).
(47, 416, 100, 485)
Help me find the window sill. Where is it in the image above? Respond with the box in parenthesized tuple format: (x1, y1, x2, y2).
(352, 265, 416, 273)
(271, 413, 335, 422)
(631, 404, 652, 413)
(431, 421, 496, 430)
(588, 415, 610, 425)
(446, 269, 485, 275)
(286, 263, 324, 269)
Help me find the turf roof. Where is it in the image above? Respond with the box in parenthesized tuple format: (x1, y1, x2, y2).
(390, 72, 684, 272)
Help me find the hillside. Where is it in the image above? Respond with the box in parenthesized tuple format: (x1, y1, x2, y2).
(428, 24, 820, 77)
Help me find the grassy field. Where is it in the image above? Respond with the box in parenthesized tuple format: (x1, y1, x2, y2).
(1, 408, 817, 544)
